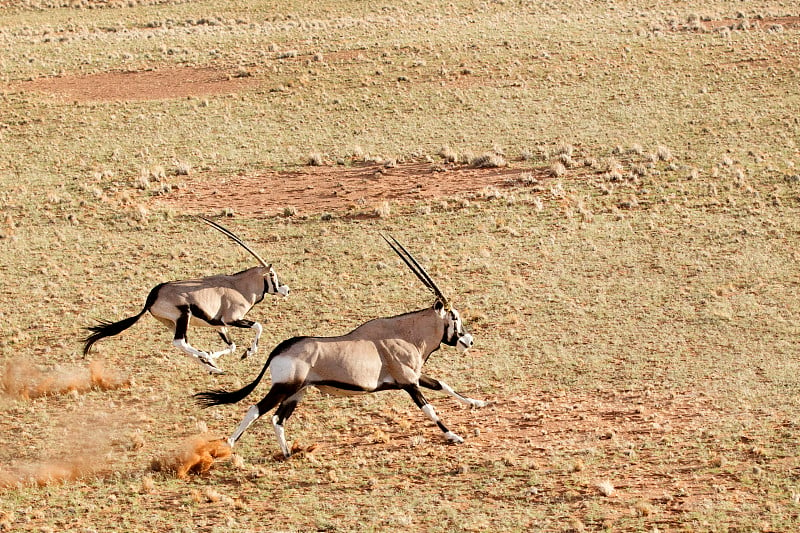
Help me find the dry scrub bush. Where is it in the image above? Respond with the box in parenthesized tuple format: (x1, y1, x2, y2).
(308, 151, 324, 166)
(438, 145, 458, 163)
(174, 160, 192, 176)
(549, 161, 566, 178)
(374, 200, 391, 218)
(470, 153, 507, 168)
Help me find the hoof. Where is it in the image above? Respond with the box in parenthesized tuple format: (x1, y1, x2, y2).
(471, 400, 490, 409)
(444, 432, 464, 444)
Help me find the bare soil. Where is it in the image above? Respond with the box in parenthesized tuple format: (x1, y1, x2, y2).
(13, 66, 260, 102)
(158, 161, 537, 217)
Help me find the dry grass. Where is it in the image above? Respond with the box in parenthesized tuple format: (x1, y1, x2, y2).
(0, 0, 799, 531)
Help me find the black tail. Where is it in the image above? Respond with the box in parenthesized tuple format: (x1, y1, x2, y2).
(83, 313, 145, 356)
(194, 336, 309, 408)
(83, 284, 164, 356)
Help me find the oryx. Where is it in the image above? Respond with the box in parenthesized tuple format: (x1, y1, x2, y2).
(83, 217, 289, 374)
(195, 235, 487, 458)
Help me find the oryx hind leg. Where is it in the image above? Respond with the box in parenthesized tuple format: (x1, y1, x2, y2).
(419, 374, 489, 409)
(228, 319, 261, 360)
(172, 307, 223, 374)
(404, 385, 464, 444)
(227, 383, 300, 454)
(272, 388, 306, 458)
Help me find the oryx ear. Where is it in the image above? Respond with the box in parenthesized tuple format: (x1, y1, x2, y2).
(433, 299, 446, 317)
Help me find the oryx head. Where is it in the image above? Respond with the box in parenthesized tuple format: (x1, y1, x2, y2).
(383, 235, 473, 353)
(264, 264, 290, 298)
(199, 216, 290, 297)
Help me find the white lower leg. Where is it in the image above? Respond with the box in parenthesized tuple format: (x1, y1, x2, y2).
(173, 339, 223, 373)
(228, 405, 261, 449)
(440, 381, 488, 408)
(272, 414, 290, 458)
(421, 404, 464, 444)
(245, 322, 263, 358)
(209, 342, 236, 359)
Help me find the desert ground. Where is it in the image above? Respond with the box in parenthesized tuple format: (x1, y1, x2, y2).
(1, 1, 799, 531)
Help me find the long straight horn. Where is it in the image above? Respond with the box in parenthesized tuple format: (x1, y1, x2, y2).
(197, 216, 269, 268)
(382, 234, 449, 307)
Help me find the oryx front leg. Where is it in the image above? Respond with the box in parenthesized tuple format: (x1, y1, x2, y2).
(172, 309, 223, 374)
(210, 328, 236, 359)
(405, 385, 463, 444)
(419, 374, 489, 408)
(229, 319, 261, 360)
(228, 405, 261, 449)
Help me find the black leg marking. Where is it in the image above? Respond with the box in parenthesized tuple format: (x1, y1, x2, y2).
(174, 306, 190, 341)
(404, 385, 451, 434)
(256, 382, 302, 414)
(405, 384, 428, 408)
(419, 374, 444, 391)
(419, 374, 488, 408)
(218, 330, 233, 345)
(229, 319, 256, 329)
(274, 394, 302, 425)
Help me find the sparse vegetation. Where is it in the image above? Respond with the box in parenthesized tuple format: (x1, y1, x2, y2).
(470, 152, 507, 168)
(308, 151, 324, 166)
(1, 1, 799, 532)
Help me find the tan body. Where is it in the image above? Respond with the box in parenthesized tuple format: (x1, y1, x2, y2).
(272, 307, 446, 391)
(149, 267, 270, 327)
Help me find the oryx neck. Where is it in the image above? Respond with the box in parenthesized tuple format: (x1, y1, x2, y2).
(388, 306, 445, 358)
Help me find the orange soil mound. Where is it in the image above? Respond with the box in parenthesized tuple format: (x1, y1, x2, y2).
(151, 435, 232, 479)
(0, 359, 129, 399)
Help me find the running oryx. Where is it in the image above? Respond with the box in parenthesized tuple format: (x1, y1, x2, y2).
(195, 235, 487, 458)
(83, 217, 289, 374)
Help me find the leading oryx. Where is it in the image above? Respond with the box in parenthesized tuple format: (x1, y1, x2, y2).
(83, 217, 289, 374)
(195, 235, 488, 458)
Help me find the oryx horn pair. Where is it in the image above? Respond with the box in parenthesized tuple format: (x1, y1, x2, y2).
(381, 234, 450, 310)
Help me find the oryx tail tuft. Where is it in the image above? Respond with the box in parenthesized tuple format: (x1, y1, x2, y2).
(194, 336, 309, 408)
(82, 283, 165, 357)
(83, 314, 143, 356)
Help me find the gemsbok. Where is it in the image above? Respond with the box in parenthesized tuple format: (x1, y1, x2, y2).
(83, 217, 289, 374)
(195, 235, 488, 458)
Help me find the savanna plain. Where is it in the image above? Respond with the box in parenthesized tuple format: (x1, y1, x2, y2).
(1, 0, 799, 531)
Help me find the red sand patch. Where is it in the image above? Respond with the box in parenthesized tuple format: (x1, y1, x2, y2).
(13, 67, 259, 102)
(158, 161, 539, 217)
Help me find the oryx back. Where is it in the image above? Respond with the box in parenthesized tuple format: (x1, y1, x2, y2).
(148, 267, 267, 326)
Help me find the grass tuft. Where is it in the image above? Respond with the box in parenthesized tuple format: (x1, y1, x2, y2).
(308, 152, 324, 166)
(470, 153, 507, 168)
(374, 200, 391, 218)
